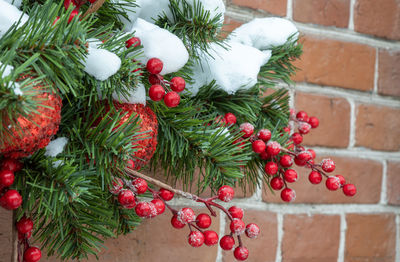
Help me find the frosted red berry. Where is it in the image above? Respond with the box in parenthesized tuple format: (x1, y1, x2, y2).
(1, 158, 22, 172)
(224, 113, 237, 125)
(151, 199, 165, 215)
(164, 91, 180, 108)
(108, 177, 124, 195)
(228, 206, 244, 219)
(326, 176, 340, 191)
(132, 178, 148, 194)
(146, 58, 163, 74)
(23, 247, 42, 262)
(270, 177, 284, 190)
(196, 213, 212, 229)
(0, 189, 22, 210)
(266, 141, 281, 156)
(149, 84, 165, 101)
(298, 122, 311, 135)
(126, 37, 141, 48)
(308, 116, 319, 128)
(281, 188, 296, 202)
(284, 169, 298, 183)
(188, 231, 204, 247)
(321, 158, 336, 173)
(135, 202, 151, 217)
(16, 217, 33, 234)
(177, 207, 196, 223)
(308, 171, 322, 184)
(230, 218, 246, 235)
(170, 77, 186, 92)
(203, 230, 219, 246)
(257, 129, 271, 142)
(294, 156, 307, 167)
(264, 162, 278, 176)
(296, 111, 309, 122)
(343, 184, 357, 197)
(219, 235, 235, 250)
(307, 149, 316, 159)
(147, 202, 158, 218)
(159, 188, 174, 201)
(148, 74, 163, 85)
(291, 132, 303, 145)
(279, 155, 293, 168)
(171, 215, 185, 229)
(297, 151, 312, 162)
(252, 140, 266, 154)
(0, 170, 14, 187)
(240, 122, 254, 138)
(234, 246, 249, 261)
(245, 223, 260, 239)
(217, 185, 235, 202)
(118, 190, 136, 208)
(335, 175, 346, 186)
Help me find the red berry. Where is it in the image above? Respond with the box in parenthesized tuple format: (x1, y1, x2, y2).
(291, 132, 303, 145)
(281, 188, 296, 202)
(1, 158, 22, 172)
(257, 129, 271, 142)
(108, 177, 124, 195)
(118, 190, 136, 208)
(218, 185, 235, 202)
(228, 206, 244, 219)
(18, 230, 32, 240)
(234, 246, 249, 261)
(164, 91, 181, 108)
(308, 171, 322, 184)
(126, 37, 141, 48)
(321, 158, 335, 173)
(0, 170, 14, 187)
(326, 176, 341, 191)
(159, 188, 174, 201)
(343, 184, 357, 197)
(151, 199, 165, 215)
(149, 84, 165, 101)
(88, 0, 97, 3)
(297, 151, 312, 162)
(266, 141, 281, 156)
(196, 213, 212, 229)
(23, 247, 41, 262)
(335, 175, 346, 186)
(146, 58, 163, 74)
(279, 155, 293, 167)
(230, 218, 246, 235)
(240, 122, 254, 138)
(308, 116, 319, 128)
(177, 207, 196, 223)
(170, 77, 186, 92)
(126, 159, 135, 169)
(224, 113, 237, 125)
(171, 215, 185, 229)
(16, 217, 33, 234)
(259, 151, 269, 160)
(68, 8, 79, 24)
(264, 162, 278, 176)
(298, 122, 311, 135)
(307, 149, 316, 159)
(64, 0, 75, 10)
(204, 230, 219, 246)
(148, 74, 163, 85)
(294, 156, 307, 167)
(132, 178, 148, 194)
(188, 231, 204, 247)
(270, 177, 284, 190)
(219, 235, 235, 250)
(252, 140, 266, 154)
(0, 189, 22, 210)
(245, 223, 260, 239)
(135, 202, 151, 217)
(284, 169, 298, 183)
(296, 111, 309, 122)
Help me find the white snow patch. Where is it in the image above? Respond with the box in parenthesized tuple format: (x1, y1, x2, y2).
(84, 48, 121, 81)
(11, 82, 23, 95)
(229, 17, 298, 50)
(0, 0, 28, 37)
(112, 83, 146, 105)
(87, 38, 103, 49)
(4, 0, 22, 8)
(45, 137, 68, 157)
(0, 61, 14, 78)
(186, 0, 225, 23)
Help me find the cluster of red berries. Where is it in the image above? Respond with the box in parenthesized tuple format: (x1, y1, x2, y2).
(0, 158, 23, 210)
(146, 58, 186, 108)
(17, 217, 42, 262)
(62, 0, 97, 24)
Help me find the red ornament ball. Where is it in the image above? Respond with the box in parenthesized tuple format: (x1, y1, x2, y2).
(234, 246, 249, 261)
(252, 140, 266, 154)
(281, 188, 296, 202)
(203, 230, 219, 246)
(245, 223, 260, 239)
(16, 217, 33, 234)
(151, 199, 165, 215)
(146, 58, 163, 74)
(23, 247, 42, 262)
(170, 77, 186, 92)
(126, 37, 141, 48)
(0, 170, 14, 187)
(0, 189, 22, 210)
(164, 91, 181, 108)
(239, 122, 254, 138)
(171, 215, 185, 229)
(118, 190, 136, 208)
(177, 207, 196, 223)
(284, 169, 298, 183)
(1, 158, 22, 172)
(188, 231, 204, 247)
(264, 162, 278, 176)
(196, 213, 212, 229)
(270, 177, 284, 190)
(266, 141, 281, 156)
(217, 185, 235, 202)
(308, 171, 322, 184)
(321, 158, 336, 173)
(220, 235, 235, 250)
(257, 129, 271, 142)
(343, 184, 357, 196)
(326, 176, 341, 191)
(159, 188, 174, 201)
(228, 206, 244, 219)
(230, 218, 246, 235)
(149, 84, 165, 101)
(224, 113, 237, 125)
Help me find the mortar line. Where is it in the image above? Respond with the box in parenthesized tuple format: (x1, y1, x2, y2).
(275, 213, 283, 262)
(310, 147, 400, 161)
(337, 214, 347, 262)
(348, 0, 356, 30)
(396, 215, 400, 262)
(373, 48, 379, 94)
(380, 160, 388, 204)
(286, 0, 293, 20)
(215, 210, 225, 262)
(347, 98, 356, 149)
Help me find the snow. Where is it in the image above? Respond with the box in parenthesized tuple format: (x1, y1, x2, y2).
(11, 82, 22, 95)
(0, 0, 28, 37)
(45, 137, 68, 157)
(4, 0, 21, 7)
(0, 61, 14, 78)
(112, 83, 146, 105)
(186, 42, 271, 95)
(84, 48, 121, 81)
(130, 19, 189, 75)
(87, 38, 103, 49)
(229, 18, 298, 50)
(187, 0, 225, 23)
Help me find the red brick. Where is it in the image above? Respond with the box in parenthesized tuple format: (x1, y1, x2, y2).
(355, 104, 400, 151)
(354, 0, 400, 40)
(223, 211, 277, 262)
(345, 213, 396, 261)
(231, 0, 287, 16)
(378, 50, 400, 97)
(295, 92, 351, 148)
(293, 0, 350, 28)
(222, 16, 243, 38)
(0, 211, 12, 262)
(282, 214, 340, 262)
(387, 161, 400, 205)
(263, 155, 382, 204)
(293, 35, 376, 91)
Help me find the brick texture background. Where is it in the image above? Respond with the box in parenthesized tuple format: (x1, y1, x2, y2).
(1, 0, 399, 261)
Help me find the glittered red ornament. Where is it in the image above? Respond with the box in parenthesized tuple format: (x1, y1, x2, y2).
(0, 83, 62, 159)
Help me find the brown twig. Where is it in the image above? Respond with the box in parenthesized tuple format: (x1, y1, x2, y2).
(82, 0, 106, 18)
(11, 211, 18, 262)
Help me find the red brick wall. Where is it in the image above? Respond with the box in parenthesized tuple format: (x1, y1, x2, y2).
(1, 0, 399, 261)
